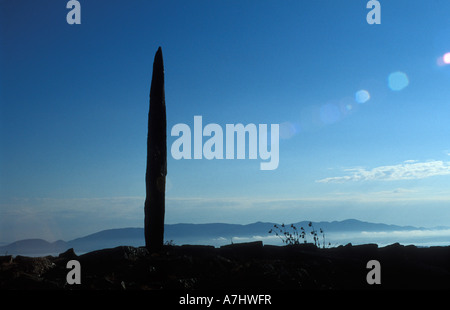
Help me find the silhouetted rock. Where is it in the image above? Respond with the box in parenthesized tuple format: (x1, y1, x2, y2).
(0, 255, 12, 264)
(145, 46, 167, 251)
(58, 248, 77, 260)
(220, 241, 264, 258)
(1, 243, 449, 290)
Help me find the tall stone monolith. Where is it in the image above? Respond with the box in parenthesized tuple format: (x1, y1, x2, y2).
(144, 47, 167, 250)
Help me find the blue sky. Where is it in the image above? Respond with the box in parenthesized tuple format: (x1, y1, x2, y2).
(1, 0, 450, 242)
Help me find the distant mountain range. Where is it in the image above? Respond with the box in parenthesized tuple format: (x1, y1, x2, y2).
(1, 219, 448, 255)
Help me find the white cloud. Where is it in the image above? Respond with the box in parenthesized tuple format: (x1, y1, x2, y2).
(317, 160, 450, 183)
(3, 193, 450, 243)
(403, 159, 418, 164)
(198, 230, 450, 247)
(0, 196, 146, 242)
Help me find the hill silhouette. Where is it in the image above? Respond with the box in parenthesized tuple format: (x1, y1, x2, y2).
(1, 219, 448, 255)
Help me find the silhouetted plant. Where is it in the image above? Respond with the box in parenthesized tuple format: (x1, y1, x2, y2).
(309, 221, 319, 247)
(319, 228, 328, 249)
(269, 222, 330, 248)
(269, 223, 303, 245)
(164, 240, 175, 246)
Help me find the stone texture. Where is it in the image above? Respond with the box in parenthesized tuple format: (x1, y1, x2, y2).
(144, 47, 167, 251)
(1, 243, 449, 290)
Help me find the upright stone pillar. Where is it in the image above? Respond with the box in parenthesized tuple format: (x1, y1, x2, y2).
(144, 47, 167, 250)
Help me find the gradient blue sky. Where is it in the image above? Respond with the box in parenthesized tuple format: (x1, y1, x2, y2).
(1, 0, 450, 242)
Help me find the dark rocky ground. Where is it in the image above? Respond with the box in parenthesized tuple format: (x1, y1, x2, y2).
(1, 241, 449, 291)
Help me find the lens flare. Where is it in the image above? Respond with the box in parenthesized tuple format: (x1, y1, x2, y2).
(437, 53, 450, 66)
(279, 121, 300, 139)
(444, 52, 450, 64)
(355, 90, 370, 104)
(320, 103, 340, 125)
(388, 72, 409, 91)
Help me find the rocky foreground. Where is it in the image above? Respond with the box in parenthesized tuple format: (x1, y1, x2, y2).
(1, 242, 449, 290)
